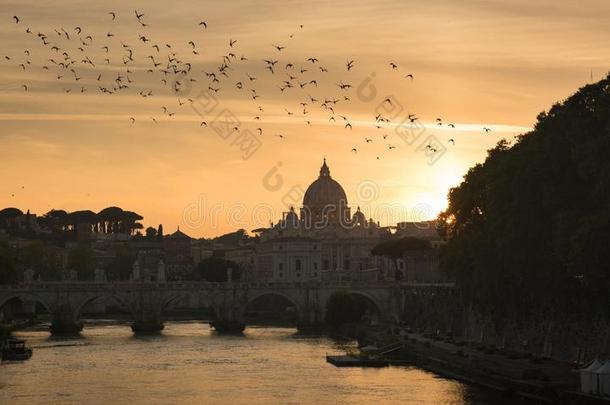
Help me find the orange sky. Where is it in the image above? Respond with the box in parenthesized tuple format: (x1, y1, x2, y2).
(1, 0, 609, 237)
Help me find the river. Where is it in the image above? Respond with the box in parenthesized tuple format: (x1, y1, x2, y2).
(0, 321, 531, 404)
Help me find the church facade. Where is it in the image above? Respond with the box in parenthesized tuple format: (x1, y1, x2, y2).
(253, 159, 393, 282)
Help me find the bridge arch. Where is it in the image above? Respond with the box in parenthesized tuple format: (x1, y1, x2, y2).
(246, 291, 302, 314)
(161, 293, 193, 313)
(74, 293, 136, 321)
(0, 292, 53, 315)
(321, 289, 385, 326)
(345, 290, 384, 316)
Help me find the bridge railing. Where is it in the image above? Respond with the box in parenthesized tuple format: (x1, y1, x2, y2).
(0, 280, 455, 291)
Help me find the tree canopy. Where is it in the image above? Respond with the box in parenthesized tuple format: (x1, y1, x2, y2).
(438, 74, 610, 327)
(213, 229, 251, 246)
(372, 237, 431, 258)
(192, 256, 242, 282)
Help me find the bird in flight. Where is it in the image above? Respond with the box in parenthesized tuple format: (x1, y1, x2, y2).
(346, 60, 355, 71)
(273, 44, 286, 51)
(405, 74, 414, 80)
(13, 16, 20, 24)
(229, 39, 237, 47)
(448, 139, 455, 145)
(109, 12, 116, 20)
(389, 62, 398, 70)
(199, 21, 207, 29)
(130, 117, 135, 124)
(483, 127, 491, 132)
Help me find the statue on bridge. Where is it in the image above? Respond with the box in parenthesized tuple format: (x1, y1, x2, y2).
(131, 260, 141, 281)
(94, 267, 107, 282)
(157, 260, 166, 283)
(23, 268, 35, 284)
(68, 268, 78, 281)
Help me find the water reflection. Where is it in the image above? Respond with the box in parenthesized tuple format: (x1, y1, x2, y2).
(0, 321, 530, 405)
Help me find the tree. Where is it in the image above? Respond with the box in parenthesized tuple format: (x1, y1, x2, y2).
(106, 244, 135, 281)
(121, 210, 144, 235)
(67, 210, 98, 234)
(39, 209, 69, 234)
(145, 227, 157, 238)
(0, 207, 23, 221)
(67, 244, 94, 281)
(213, 229, 250, 246)
(438, 73, 610, 327)
(19, 241, 62, 281)
(0, 241, 18, 284)
(192, 256, 242, 282)
(0, 207, 23, 232)
(97, 206, 124, 234)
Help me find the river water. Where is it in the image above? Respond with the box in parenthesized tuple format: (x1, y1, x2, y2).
(0, 321, 529, 405)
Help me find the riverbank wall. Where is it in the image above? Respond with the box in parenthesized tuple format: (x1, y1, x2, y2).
(401, 287, 610, 364)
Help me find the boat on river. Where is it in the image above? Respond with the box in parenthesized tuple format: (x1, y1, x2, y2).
(1, 338, 33, 361)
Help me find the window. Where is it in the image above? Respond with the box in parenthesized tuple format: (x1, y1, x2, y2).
(323, 260, 329, 270)
(279, 262, 284, 271)
(295, 259, 301, 271)
(313, 262, 318, 270)
(313, 244, 317, 250)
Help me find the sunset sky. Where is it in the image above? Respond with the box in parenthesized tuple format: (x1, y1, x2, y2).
(1, 0, 609, 237)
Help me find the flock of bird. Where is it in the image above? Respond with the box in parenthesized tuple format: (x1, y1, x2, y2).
(4, 11, 494, 161)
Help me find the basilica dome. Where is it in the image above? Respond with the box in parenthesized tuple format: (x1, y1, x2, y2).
(302, 159, 348, 208)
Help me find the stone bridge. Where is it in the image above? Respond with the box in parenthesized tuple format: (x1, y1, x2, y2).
(0, 281, 455, 334)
